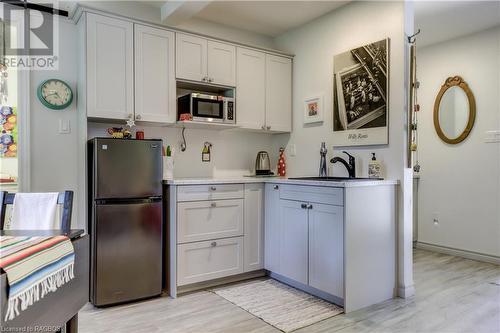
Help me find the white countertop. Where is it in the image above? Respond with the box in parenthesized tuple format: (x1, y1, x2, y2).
(163, 177, 398, 188)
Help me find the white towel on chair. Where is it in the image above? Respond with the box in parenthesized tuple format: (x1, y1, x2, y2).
(9, 193, 60, 230)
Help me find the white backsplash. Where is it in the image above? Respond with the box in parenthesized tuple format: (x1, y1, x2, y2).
(87, 122, 277, 178)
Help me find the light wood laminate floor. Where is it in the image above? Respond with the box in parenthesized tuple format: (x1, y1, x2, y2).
(80, 249, 500, 333)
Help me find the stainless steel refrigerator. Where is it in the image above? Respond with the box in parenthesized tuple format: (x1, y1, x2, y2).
(88, 138, 163, 306)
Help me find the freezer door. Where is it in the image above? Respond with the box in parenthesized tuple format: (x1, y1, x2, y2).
(94, 138, 162, 199)
(93, 201, 162, 306)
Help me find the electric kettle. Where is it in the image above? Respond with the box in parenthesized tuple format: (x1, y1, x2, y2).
(255, 151, 272, 175)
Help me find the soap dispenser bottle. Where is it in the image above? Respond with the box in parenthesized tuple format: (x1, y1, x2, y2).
(368, 153, 382, 179)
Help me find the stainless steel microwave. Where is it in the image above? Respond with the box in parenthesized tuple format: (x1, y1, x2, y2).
(177, 93, 235, 124)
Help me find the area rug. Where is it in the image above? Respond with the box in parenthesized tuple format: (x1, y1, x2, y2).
(212, 278, 343, 332)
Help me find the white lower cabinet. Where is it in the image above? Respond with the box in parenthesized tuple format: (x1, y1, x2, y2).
(177, 237, 243, 286)
(176, 183, 264, 288)
(279, 199, 308, 285)
(265, 184, 345, 301)
(264, 184, 281, 273)
(177, 199, 244, 243)
(308, 203, 344, 298)
(244, 184, 264, 272)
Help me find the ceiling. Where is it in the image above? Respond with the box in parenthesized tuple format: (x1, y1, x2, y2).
(144, 0, 350, 37)
(193, 1, 349, 37)
(415, 1, 500, 47)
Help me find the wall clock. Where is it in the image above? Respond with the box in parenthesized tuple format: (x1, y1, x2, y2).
(37, 79, 73, 110)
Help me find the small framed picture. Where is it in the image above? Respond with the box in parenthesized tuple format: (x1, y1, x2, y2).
(304, 95, 324, 124)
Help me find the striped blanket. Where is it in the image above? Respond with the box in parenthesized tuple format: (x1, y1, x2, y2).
(0, 236, 75, 321)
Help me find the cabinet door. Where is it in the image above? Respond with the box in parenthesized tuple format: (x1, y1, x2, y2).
(86, 13, 134, 120)
(279, 199, 308, 285)
(207, 40, 236, 86)
(309, 203, 344, 298)
(176, 33, 207, 82)
(265, 55, 292, 132)
(236, 48, 266, 130)
(134, 25, 175, 123)
(264, 184, 281, 273)
(244, 183, 264, 272)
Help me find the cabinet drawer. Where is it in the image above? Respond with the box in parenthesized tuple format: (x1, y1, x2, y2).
(279, 184, 344, 206)
(177, 237, 243, 286)
(177, 184, 244, 201)
(177, 199, 244, 243)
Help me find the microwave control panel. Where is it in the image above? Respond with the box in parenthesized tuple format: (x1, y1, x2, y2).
(227, 101, 234, 121)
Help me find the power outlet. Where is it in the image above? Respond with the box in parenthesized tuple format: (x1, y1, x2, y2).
(289, 144, 297, 157)
(432, 212, 440, 227)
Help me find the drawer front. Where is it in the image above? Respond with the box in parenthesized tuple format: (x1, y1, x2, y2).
(177, 184, 244, 201)
(177, 199, 244, 243)
(177, 237, 244, 286)
(279, 184, 344, 206)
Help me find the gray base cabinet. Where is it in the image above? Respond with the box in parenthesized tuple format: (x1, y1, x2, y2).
(265, 183, 345, 303)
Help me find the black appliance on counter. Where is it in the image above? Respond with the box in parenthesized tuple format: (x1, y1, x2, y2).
(88, 138, 163, 306)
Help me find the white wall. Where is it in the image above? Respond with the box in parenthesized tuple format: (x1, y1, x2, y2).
(271, 1, 407, 180)
(417, 26, 500, 257)
(87, 123, 277, 178)
(30, 19, 80, 223)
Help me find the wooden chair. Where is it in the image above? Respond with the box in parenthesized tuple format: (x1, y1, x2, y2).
(0, 191, 74, 231)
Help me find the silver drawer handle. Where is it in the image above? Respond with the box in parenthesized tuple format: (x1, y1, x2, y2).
(211, 241, 217, 247)
(210, 186, 217, 191)
(211, 202, 217, 208)
(273, 185, 279, 190)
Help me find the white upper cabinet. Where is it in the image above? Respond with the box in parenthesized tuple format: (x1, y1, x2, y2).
(237, 51, 292, 133)
(176, 33, 207, 83)
(265, 55, 292, 133)
(176, 33, 236, 86)
(236, 48, 266, 130)
(208, 41, 236, 87)
(134, 24, 176, 123)
(86, 13, 134, 120)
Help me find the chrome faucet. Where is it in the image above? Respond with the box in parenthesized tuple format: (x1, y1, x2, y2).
(319, 142, 327, 177)
(330, 151, 356, 178)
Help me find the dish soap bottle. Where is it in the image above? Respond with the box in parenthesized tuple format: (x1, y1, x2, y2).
(277, 147, 286, 177)
(368, 153, 382, 179)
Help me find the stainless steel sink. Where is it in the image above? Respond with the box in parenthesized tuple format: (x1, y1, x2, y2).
(288, 176, 383, 181)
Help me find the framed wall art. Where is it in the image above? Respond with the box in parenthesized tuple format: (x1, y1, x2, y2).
(333, 38, 390, 146)
(304, 95, 324, 124)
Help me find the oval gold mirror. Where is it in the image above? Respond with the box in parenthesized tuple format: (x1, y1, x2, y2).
(433, 76, 476, 144)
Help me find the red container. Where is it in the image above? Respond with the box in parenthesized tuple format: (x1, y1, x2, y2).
(136, 130, 145, 140)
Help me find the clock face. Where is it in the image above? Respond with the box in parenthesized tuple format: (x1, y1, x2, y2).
(37, 79, 73, 110)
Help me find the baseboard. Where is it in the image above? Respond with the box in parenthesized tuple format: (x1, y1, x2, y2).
(416, 242, 500, 265)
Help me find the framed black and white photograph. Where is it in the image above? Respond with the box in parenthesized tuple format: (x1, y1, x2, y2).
(333, 38, 389, 146)
(304, 95, 324, 124)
